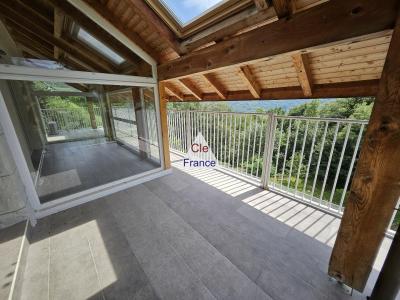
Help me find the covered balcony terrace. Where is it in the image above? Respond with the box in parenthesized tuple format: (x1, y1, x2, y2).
(1, 154, 392, 300)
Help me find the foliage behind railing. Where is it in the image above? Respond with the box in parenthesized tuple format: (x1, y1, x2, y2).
(167, 110, 399, 233)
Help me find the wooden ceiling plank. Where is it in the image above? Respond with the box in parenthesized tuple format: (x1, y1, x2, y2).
(158, 0, 398, 81)
(164, 83, 184, 101)
(125, 0, 183, 55)
(237, 66, 261, 98)
(292, 52, 313, 96)
(84, 0, 160, 62)
(178, 78, 203, 100)
(201, 73, 227, 99)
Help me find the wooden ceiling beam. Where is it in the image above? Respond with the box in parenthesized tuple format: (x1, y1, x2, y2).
(201, 73, 227, 99)
(271, 0, 293, 18)
(83, 0, 160, 62)
(167, 80, 379, 102)
(178, 78, 203, 100)
(53, 7, 65, 60)
(164, 83, 183, 101)
(6, 0, 53, 33)
(0, 9, 109, 73)
(180, 6, 276, 54)
(237, 66, 261, 98)
(254, 0, 269, 11)
(47, 0, 141, 65)
(158, 0, 398, 81)
(62, 35, 118, 72)
(292, 53, 313, 97)
(125, 0, 183, 56)
(329, 11, 400, 291)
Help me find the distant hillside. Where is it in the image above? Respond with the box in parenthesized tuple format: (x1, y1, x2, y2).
(227, 99, 335, 113)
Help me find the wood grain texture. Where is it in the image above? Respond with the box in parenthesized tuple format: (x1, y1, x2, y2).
(178, 78, 203, 100)
(158, 0, 398, 80)
(202, 74, 227, 99)
(292, 53, 313, 96)
(83, 0, 160, 61)
(328, 11, 400, 292)
(167, 80, 379, 102)
(158, 82, 171, 169)
(237, 66, 261, 98)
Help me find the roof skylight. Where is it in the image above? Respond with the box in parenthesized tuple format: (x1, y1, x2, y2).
(77, 28, 125, 65)
(160, 0, 225, 25)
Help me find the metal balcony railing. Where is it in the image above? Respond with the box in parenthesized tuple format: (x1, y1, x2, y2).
(167, 110, 399, 235)
(41, 107, 103, 133)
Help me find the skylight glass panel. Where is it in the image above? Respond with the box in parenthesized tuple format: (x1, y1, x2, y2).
(77, 28, 125, 65)
(161, 0, 225, 25)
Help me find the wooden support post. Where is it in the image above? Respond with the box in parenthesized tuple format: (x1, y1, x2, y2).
(329, 10, 400, 292)
(87, 98, 97, 129)
(158, 82, 171, 169)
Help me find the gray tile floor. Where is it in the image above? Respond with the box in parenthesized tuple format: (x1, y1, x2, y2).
(0, 222, 25, 300)
(37, 140, 160, 203)
(20, 161, 395, 300)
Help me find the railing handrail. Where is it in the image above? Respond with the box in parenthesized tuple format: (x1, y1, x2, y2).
(168, 109, 369, 123)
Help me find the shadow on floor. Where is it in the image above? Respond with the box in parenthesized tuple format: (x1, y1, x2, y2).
(18, 164, 393, 300)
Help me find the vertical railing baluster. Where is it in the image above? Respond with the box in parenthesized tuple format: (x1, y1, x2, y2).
(280, 119, 292, 188)
(319, 122, 339, 206)
(338, 124, 365, 212)
(241, 115, 248, 174)
(274, 119, 284, 187)
(236, 115, 242, 173)
(329, 124, 351, 210)
(294, 120, 309, 196)
(246, 115, 253, 177)
(302, 121, 319, 201)
(311, 121, 329, 202)
(287, 120, 300, 190)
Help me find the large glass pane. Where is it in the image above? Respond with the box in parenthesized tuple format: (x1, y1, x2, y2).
(1, 80, 161, 204)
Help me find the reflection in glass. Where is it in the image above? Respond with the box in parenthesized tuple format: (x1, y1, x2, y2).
(1, 80, 161, 203)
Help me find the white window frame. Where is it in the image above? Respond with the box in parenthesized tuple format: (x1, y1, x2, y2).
(0, 63, 168, 221)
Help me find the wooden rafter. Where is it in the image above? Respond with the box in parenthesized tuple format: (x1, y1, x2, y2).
(201, 73, 227, 99)
(329, 10, 400, 292)
(47, 0, 141, 65)
(254, 0, 269, 11)
(62, 35, 118, 72)
(0, 12, 109, 73)
(237, 66, 261, 98)
(178, 78, 203, 100)
(271, 0, 293, 18)
(180, 6, 276, 54)
(166, 80, 379, 102)
(292, 53, 313, 96)
(125, 0, 183, 55)
(83, 0, 160, 62)
(53, 7, 64, 60)
(158, 0, 398, 81)
(164, 83, 183, 101)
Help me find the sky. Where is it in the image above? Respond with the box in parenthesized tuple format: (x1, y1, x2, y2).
(161, 0, 224, 24)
